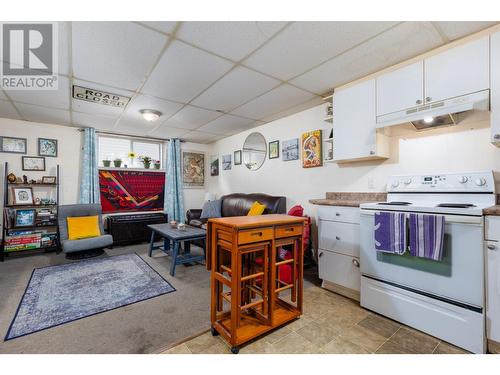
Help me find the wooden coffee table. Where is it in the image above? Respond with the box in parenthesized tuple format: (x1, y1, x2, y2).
(148, 223, 206, 276)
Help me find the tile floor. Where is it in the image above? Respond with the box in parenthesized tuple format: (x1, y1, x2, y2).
(161, 285, 469, 354)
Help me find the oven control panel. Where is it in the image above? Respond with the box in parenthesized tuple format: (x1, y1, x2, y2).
(387, 171, 495, 192)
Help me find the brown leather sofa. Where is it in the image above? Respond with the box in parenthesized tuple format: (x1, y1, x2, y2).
(186, 193, 287, 227)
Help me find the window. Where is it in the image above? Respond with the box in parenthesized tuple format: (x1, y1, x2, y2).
(98, 135, 163, 169)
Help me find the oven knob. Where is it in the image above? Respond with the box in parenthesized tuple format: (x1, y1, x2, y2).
(391, 181, 399, 188)
(404, 178, 412, 185)
(475, 178, 486, 186)
(458, 176, 468, 184)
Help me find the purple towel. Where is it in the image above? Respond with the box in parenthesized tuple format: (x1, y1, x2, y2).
(374, 212, 407, 255)
(409, 213, 445, 261)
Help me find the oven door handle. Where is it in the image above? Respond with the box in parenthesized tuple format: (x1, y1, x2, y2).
(359, 210, 483, 225)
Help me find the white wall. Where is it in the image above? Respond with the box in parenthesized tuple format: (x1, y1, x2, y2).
(207, 104, 499, 218)
(0, 118, 210, 230)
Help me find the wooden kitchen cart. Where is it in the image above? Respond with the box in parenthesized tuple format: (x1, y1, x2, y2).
(207, 214, 306, 353)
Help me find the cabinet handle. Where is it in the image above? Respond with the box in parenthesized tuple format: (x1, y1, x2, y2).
(285, 228, 294, 232)
(335, 212, 340, 217)
(487, 244, 497, 250)
(416, 99, 422, 105)
(494, 134, 500, 140)
(369, 150, 375, 155)
(352, 259, 360, 267)
(250, 232, 263, 237)
(425, 96, 432, 102)
(319, 252, 324, 258)
(335, 236, 341, 240)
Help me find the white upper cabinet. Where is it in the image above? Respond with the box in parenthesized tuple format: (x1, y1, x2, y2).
(376, 62, 424, 116)
(491, 32, 500, 145)
(424, 37, 489, 103)
(333, 79, 388, 162)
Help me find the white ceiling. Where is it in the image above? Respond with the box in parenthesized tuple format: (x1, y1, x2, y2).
(0, 21, 497, 144)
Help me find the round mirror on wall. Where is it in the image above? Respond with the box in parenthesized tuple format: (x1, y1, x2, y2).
(242, 132, 267, 171)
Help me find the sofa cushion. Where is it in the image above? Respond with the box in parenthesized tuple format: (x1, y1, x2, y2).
(247, 201, 266, 216)
(62, 234, 113, 253)
(200, 199, 222, 219)
(67, 215, 100, 240)
(221, 193, 286, 217)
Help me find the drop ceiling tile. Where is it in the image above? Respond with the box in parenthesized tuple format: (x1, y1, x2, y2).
(71, 79, 135, 117)
(141, 40, 234, 103)
(15, 103, 71, 125)
(291, 22, 444, 94)
(0, 100, 22, 120)
(5, 76, 70, 110)
(114, 117, 157, 137)
(72, 22, 168, 91)
(230, 84, 317, 120)
(260, 96, 325, 123)
(161, 105, 222, 130)
(181, 130, 220, 144)
(58, 22, 71, 76)
(197, 114, 254, 135)
(72, 111, 117, 130)
(125, 94, 184, 121)
(139, 21, 178, 34)
(434, 21, 497, 41)
(148, 126, 190, 139)
(243, 21, 397, 80)
(191, 66, 281, 112)
(177, 21, 287, 61)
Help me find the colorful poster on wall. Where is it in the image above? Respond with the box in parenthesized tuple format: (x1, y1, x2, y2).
(99, 170, 165, 213)
(182, 151, 205, 188)
(301, 130, 322, 168)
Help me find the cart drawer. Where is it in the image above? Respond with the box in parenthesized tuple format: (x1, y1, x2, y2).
(275, 224, 303, 238)
(238, 227, 273, 244)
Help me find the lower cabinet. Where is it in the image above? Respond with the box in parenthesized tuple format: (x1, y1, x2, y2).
(485, 216, 500, 353)
(317, 205, 361, 300)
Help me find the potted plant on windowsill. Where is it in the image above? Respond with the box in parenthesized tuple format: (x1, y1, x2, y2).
(128, 152, 137, 167)
(113, 158, 122, 168)
(154, 160, 161, 169)
(139, 156, 152, 169)
(103, 159, 111, 167)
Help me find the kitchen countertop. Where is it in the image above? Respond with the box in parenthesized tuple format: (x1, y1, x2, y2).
(309, 192, 387, 207)
(484, 205, 500, 216)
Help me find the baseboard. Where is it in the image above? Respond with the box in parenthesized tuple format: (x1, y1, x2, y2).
(322, 280, 360, 302)
(488, 339, 500, 354)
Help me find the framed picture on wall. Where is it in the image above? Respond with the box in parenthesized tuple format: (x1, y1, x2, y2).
(222, 154, 232, 170)
(0, 136, 27, 154)
(234, 150, 242, 165)
(282, 138, 299, 161)
(302, 130, 322, 168)
(14, 209, 36, 227)
(210, 156, 219, 176)
(22, 156, 46, 171)
(38, 138, 58, 157)
(269, 140, 279, 159)
(182, 151, 205, 188)
(11, 187, 34, 205)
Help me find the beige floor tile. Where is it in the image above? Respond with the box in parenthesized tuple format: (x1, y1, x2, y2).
(185, 332, 229, 354)
(240, 339, 279, 354)
(433, 341, 469, 354)
(340, 325, 387, 352)
(296, 321, 340, 346)
(376, 327, 439, 354)
(261, 325, 293, 344)
(357, 314, 400, 339)
(320, 337, 370, 354)
(272, 331, 319, 354)
(161, 343, 192, 354)
(286, 316, 314, 332)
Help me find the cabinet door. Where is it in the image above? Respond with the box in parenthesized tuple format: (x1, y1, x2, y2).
(333, 79, 377, 161)
(491, 32, 500, 144)
(486, 241, 500, 342)
(376, 61, 424, 116)
(318, 250, 360, 291)
(424, 37, 489, 103)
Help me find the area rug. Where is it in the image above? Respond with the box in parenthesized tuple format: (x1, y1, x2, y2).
(5, 253, 175, 340)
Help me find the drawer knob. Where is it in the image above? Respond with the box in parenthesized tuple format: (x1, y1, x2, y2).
(426, 96, 432, 102)
(250, 232, 263, 237)
(416, 99, 422, 105)
(495, 134, 500, 140)
(352, 259, 360, 268)
(335, 212, 340, 216)
(335, 236, 341, 240)
(487, 244, 497, 250)
(319, 252, 324, 258)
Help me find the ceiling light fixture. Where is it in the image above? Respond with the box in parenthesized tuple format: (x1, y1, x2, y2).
(140, 109, 162, 122)
(423, 116, 434, 124)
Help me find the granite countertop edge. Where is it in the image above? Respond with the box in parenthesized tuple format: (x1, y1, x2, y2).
(483, 205, 500, 216)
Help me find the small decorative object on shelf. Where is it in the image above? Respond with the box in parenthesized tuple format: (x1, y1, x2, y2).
(113, 158, 122, 168)
(154, 160, 161, 169)
(103, 159, 111, 167)
(23, 175, 28, 184)
(7, 173, 16, 183)
(11, 187, 34, 205)
(139, 156, 152, 169)
(41, 176, 57, 184)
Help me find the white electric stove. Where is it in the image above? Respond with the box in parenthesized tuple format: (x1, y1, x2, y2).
(359, 171, 495, 353)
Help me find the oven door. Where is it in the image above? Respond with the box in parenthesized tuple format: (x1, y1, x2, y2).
(360, 209, 484, 308)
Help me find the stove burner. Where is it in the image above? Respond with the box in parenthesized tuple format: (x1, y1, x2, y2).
(436, 203, 476, 208)
(377, 201, 412, 206)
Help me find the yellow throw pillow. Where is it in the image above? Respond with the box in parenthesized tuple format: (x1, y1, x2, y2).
(67, 215, 101, 240)
(247, 201, 266, 216)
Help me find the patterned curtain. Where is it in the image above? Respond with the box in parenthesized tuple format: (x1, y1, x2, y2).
(165, 138, 185, 222)
(79, 128, 100, 204)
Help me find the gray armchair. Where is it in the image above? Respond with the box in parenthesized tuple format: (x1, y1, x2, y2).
(58, 204, 113, 254)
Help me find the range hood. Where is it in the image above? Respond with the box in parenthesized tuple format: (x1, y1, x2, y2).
(376, 90, 490, 130)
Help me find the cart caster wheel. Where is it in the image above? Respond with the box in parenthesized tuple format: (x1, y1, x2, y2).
(210, 326, 219, 336)
(231, 346, 239, 354)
